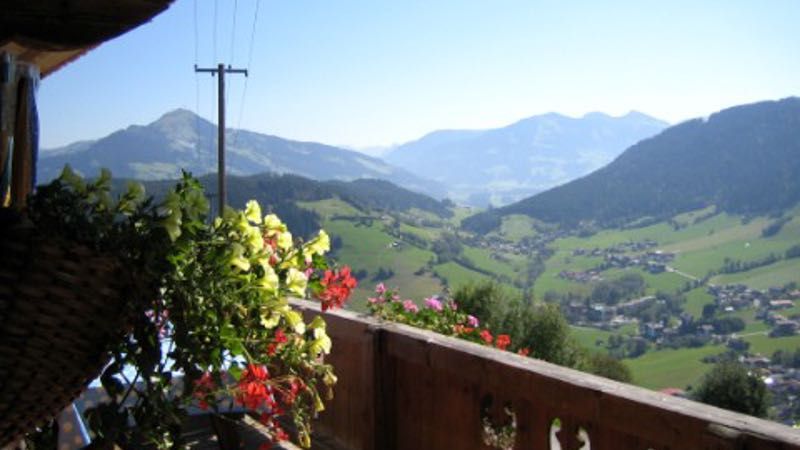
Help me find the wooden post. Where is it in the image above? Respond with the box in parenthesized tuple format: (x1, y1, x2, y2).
(194, 64, 247, 216)
(10, 76, 32, 208)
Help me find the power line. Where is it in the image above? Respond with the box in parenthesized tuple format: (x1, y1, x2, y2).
(193, 0, 200, 133)
(230, 0, 239, 65)
(213, 0, 218, 63)
(231, 0, 260, 146)
(192, 0, 199, 64)
(225, 0, 239, 112)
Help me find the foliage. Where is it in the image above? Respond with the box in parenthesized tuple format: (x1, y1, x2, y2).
(431, 232, 464, 263)
(585, 353, 633, 383)
(772, 348, 800, 369)
(590, 273, 646, 305)
(27, 168, 355, 449)
(762, 216, 792, 237)
(786, 244, 800, 259)
(367, 284, 527, 355)
(692, 361, 768, 417)
(452, 281, 631, 379)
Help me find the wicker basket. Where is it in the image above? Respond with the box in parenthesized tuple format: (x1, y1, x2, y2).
(0, 214, 129, 447)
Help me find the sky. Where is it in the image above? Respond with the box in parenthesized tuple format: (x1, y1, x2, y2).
(38, 0, 800, 152)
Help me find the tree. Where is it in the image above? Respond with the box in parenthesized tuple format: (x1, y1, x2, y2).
(702, 303, 717, 320)
(452, 281, 514, 330)
(693, 361, 768, 417)
(515, 303, 584, 367)
(453, 281, 585, 369)
(586, 353, 633, 383)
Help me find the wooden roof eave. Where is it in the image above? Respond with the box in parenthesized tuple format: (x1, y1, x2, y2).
(0, 0, 174, 78)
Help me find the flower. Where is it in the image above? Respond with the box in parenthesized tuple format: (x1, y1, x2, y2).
(263, 214, 286, 235)
(375, 283, 386, 295)
(193, 372, 215, 410)
(304, 230, 330, 256)
(245, 200, 262, 224)
(467, 314, 480, 327)
(402, 300, 419, 313)
(453, 324, 475, 335)
(286, 268, 308, 297)
(480, 329, 493, 345)
(276, 231, 293, 251)
(267, 329, 289, 356)
(424, 296, 443, 312)
(517, 347, 531, 357)
(236, 364, 272, 410)
(495, 334, 511, 351)
(316, 266, 357, 311)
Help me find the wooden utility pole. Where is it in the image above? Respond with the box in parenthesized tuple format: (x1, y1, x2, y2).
(194, 63, 247, 215)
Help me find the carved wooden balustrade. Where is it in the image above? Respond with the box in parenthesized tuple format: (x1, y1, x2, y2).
(293, 299, 800, 450)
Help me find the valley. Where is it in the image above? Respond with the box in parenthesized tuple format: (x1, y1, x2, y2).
(293, 194, 800, 404)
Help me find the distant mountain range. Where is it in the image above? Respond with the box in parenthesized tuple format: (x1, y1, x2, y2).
(38, 109, 446, 198)
(463, 98, 800, 232)
(385, 111, 668, 206)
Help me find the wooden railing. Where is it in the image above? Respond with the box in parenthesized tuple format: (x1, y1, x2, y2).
(293, 299, 800, 450)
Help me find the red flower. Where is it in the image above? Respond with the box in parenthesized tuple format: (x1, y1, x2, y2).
(495, 334, 511, 351)
(274, 329, 288, 344)
(517, 347, 531, 357)
(236, 364, 272, 410)
(280, 379, 303, 406)
(315, 266, 357, 311)
(267, 329, 289, 356)
(193, 372, 215, 410)
(453, 325, 475, 335)
(479, 329, 493, 345)
(273, 424, 289, 441)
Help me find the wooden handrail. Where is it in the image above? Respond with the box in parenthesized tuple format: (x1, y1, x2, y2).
(292, 299, 800, 450)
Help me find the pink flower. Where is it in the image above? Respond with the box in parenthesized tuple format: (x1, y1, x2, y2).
(424, 297, 443, 312)
(447, 301, 458, 310)
(402, 300, 419, 313)
(467, 315, 480, 327)
(375, 283, 386, 295)
(367, 296, 381, 304)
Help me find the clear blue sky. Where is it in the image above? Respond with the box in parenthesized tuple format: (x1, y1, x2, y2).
(39, 0, 800, 150)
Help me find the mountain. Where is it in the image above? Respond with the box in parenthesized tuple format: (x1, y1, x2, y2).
(463, 97, 800, 232)
(38, 109, 446, 198)
(127, 171, 453, 239)
(385, 111, 668, 206)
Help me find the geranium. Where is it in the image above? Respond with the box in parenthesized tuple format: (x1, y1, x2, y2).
(193, 372, 216, 410)
(402, 299, 419, 313)
(495, 334, 511, 351)
(236, 364, 273, 410)
(424, 296, 443, 311)
(315, 266, 358, 311)
(368, 285, 527, 357)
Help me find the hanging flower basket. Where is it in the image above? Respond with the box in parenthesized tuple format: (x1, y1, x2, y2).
(0, 168, 355, 449)
(0, 212, 132, 447)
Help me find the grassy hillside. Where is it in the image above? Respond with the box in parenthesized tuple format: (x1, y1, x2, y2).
(298, 194, 800, 392)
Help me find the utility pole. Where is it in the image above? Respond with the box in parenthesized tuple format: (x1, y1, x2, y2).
(195, 63, 248, 215)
